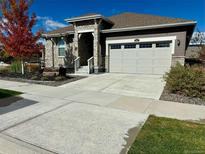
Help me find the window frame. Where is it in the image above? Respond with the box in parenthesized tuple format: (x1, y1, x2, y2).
(58, 40, 66, 57)
(156, 42, 171, 48)
(139, 43, 153, 49)
(110, 44, 122, 49)
(124, 43, 137, 49)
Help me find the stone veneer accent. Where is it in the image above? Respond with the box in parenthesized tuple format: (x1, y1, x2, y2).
(72, 19, 102, 73)
(45, 37, 74, 68)
(172, 56, 185, 66)
(45, 39, 53, 67)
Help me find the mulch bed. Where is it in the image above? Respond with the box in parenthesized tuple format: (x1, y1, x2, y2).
(160, 88, 205, 106)
(0, 73, 87, 87)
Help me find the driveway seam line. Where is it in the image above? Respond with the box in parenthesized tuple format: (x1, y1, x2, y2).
(143, 100, 154, 113)
(98, 78, 123, 91)
(0, 101, 73, 133)
(1, 133, 58, 154)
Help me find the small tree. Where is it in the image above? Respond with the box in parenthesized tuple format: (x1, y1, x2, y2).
(0, 0, 42, 74)
(0, 50, 13, 63)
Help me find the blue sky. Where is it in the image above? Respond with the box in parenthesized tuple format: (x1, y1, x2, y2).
(30, 0, 205, 33)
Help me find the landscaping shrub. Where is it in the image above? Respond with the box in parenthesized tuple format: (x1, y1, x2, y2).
(41, 76, 49, 81)
(164, 63, 205, 100)
(10, 60, 21, 73)
(30, 75, 39, 80)
(55, 76, 66, 81)
(0, 66, 10, 74)
(25, 63, 40, 73)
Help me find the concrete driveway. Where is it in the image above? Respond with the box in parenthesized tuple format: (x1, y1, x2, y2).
(2, 103, 147, 154)
(61, 73, 165, 99)
(2, 74, 205, 154)
(0, 77, 149, 154)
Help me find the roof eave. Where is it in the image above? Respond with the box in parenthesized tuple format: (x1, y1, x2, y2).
(65, 14, 114, 25)
(101, 21, 197, 33)
(42, 31, 74, 38)
(65, 14, 103, 23)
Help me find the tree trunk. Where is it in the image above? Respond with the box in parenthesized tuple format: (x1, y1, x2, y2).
(21, 60, 24, 75)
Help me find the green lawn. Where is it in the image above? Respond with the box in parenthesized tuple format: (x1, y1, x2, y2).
(0, 88, 22, 99)
(128, 115, 205, 154)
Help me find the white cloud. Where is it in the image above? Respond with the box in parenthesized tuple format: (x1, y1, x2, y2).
(37, 16, 67, 31)
(45, 19, 66, 30)
(38, 38, 46, 45)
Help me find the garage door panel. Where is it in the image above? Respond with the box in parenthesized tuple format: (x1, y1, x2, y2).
(110, 58, 122, 72)
(122, 59, 137, 73)
(109, 41, 172, 75)
(123, 50, 137, 59)
(110, 50, 122, 58)
(153, 59, 171, 67)
(138, 50, 153, 57)
(154, 50, 172, 57)
(137, 59, 153, 66)
(153, 67, 171, 75)
(137, 67, 152, 74)
(122, 67, 137, 73)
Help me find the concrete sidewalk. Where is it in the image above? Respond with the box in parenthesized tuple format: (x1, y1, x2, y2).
(108, 96, 205, 121)
(0, 134, 54, 154)
(3, 103, 148, 154)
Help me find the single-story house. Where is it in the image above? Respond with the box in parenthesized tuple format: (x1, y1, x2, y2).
(42, 12, 196, 75)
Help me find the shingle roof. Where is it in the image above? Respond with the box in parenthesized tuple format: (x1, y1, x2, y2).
(45, 25, 74, 35)
(108, 12, 192, 29)
(44, 12, 194, 36)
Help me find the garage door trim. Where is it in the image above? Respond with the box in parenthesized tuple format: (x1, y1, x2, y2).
(106, 36, 176, 74)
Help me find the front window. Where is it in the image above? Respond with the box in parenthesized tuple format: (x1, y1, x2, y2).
(124, 44, 136, 49)
(58, 40, 66, 57)
(156, 42, 171, 48)
(110, 44, 121, 49)
(139, 43, 152, 48)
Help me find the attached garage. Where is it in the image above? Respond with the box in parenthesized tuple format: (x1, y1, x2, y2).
(109, 40, 173, 75)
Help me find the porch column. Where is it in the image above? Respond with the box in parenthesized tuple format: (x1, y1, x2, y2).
(93, 19, 100, 73)
(73, 23, 79, 58)
(45, 39, 53, 68)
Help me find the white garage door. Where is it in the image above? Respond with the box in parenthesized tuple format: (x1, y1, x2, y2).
(109, 41, 172, 75)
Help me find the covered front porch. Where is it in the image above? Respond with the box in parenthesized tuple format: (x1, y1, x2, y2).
(74, 32, 96, 74)
(72, 22, 102, 74)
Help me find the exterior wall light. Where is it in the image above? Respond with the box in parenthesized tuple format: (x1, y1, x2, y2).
(134, 39, 140, 42)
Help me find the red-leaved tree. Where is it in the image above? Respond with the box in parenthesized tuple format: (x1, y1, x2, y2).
(0, 0, 42, 74)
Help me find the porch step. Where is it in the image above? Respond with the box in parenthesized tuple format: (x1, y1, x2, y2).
(76, 66, 88, 74)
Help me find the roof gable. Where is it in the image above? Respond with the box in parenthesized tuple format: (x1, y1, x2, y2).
(43, 12, 195, 36)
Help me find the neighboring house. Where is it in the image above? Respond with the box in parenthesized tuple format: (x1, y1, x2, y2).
(42, 12, 196, 75)
(185, 44, 204, 65)
(186, 44, 202, 59)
